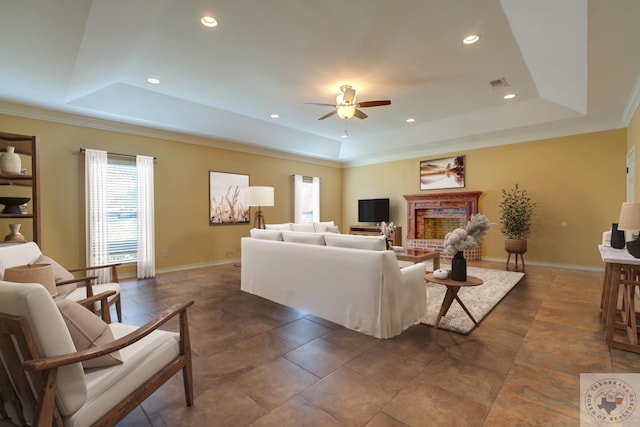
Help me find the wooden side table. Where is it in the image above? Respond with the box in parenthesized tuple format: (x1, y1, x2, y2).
(395, 249, 440, 270)
(598, 245, 640, 353)
(425, 273, 484, 328)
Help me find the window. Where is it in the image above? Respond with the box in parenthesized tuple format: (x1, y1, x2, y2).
(294, 175, 319, 223)
(85, 149, 155, 280)
(105, 160, 138, 263)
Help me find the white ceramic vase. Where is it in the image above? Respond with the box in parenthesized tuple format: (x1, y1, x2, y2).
(4, 223, 26, 242)
(0, 146, 21, 174)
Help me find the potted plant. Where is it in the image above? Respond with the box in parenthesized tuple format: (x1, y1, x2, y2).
(499, 184, 536, 254)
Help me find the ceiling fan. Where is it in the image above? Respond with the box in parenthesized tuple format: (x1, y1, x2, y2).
(305, 85, 391, 120)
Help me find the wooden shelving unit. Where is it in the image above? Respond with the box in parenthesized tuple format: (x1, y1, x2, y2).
(0, 132, 40, 245)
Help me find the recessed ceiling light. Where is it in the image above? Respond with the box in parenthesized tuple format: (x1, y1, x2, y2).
(463, 34, 480, 45)
(270, 113, 279, 119)
(504, 93, 516, 100)
(147, 77, 160, 84)
(406, 117, 415, 123)
(200, 16, 218, 27)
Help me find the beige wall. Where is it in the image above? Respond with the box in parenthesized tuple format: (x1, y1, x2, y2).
(0, 113, 342, 273)
(0, 109, 632, 271)
(343, 129, 627, 268)
(629, 104, 640, 201)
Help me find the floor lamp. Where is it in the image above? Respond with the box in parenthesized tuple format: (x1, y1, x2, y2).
(245, 186, 274, 229)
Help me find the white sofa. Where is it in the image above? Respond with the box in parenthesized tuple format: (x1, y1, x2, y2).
(240, 228, 427, 339)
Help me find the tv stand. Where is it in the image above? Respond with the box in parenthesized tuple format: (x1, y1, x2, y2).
(349, 225, 403, 247)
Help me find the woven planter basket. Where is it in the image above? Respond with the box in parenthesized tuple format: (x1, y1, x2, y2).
(505, 238, 527, 254)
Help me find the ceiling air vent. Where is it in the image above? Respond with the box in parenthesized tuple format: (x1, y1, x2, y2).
(489, 77, 509, 89)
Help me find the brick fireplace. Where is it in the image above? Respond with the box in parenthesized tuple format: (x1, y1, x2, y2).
(403, 191, 482, 260)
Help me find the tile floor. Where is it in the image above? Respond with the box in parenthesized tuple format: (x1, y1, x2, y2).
(111, 261, 640, 426)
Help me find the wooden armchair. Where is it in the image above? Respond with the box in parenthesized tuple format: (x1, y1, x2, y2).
(0, 281, 194, 426)
(0, 242, 122, 322)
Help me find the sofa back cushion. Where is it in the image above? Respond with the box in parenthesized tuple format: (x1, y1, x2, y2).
(0, 281, 87, 415)
(265, 223, 292, 231)
(250, 228, 283, 241)
(324, 234, 387, 251)
(290, 223, 316, 232)
(0, 241, 42, 279)
(281, 231, 326, 245)
(313, 221, 335, 233)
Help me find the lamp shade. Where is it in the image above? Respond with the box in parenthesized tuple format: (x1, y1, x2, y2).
(245, 186, 274, 207)
(4, 263, 57, 296)
(618, 202, 640, 230)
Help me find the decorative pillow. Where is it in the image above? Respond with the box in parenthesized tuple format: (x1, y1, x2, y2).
(313, 221, 335, 233)
(265, 223, 292, 231)
(34, 255, 74, 282)
(55, 299, 123, 369)
(291, 223, 316, 232)
(325, 225, 340, 234)
(324, 234, 386, 251)
(281, 231, 326, 245)
(250, 228, 283, 241)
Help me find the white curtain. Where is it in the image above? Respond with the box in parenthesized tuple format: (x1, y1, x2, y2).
(294, 174, 304, 223)
(84, 149, 109, 283)
(311, 176, 320, 222)
(136, 155, 155, 278)
(293, 175, 320, 223)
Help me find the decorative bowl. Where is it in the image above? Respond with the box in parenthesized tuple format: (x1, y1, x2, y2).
(0, 197, 30, 214)
(433, 269, 449, 279)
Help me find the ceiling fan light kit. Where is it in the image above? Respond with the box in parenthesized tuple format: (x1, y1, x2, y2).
(337, 105, 356, 119)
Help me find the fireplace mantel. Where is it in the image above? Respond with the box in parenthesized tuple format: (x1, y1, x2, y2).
(403, 191, 482, 240)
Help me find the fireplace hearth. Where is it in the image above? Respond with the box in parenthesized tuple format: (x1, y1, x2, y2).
(403, 191, 482, 260)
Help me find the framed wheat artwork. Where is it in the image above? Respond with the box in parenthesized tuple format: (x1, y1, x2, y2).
(419, 155, 465, 190)
(209, 171, 250, 225)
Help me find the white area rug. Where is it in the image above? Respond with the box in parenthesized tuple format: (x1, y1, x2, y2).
(420, 265, 525, 334)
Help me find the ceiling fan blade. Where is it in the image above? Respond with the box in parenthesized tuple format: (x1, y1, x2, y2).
(318, 110, 338, 120)
(305, 102, 336, 107)
(353, 109, 368, 119)
(356, 100, 391, 108)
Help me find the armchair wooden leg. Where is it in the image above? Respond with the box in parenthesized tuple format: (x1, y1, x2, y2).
(180, 311, 193, 407)
(115, 297, 122, 323)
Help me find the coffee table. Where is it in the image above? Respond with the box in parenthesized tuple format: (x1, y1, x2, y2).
(424, 273, 484, 328)
(395, 249, 440, 270)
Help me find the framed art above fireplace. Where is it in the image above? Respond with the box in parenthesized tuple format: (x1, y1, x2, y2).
(419, 155, 465, 190)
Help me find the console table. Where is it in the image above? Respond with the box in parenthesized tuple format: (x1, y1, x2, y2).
(599, 245, 640, 353)
(349, 225, 402, 246)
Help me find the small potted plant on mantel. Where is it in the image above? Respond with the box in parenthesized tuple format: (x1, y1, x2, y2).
(499, 183, 536, 255)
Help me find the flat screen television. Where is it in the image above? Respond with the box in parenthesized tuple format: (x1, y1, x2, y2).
(358, 198, 390, 223)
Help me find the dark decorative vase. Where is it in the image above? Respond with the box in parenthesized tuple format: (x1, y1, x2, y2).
(611, 223, 626, 249)
(451, 251, 467, 281)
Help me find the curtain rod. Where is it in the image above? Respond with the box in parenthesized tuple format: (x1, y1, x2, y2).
(79, 148, 156, 160)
